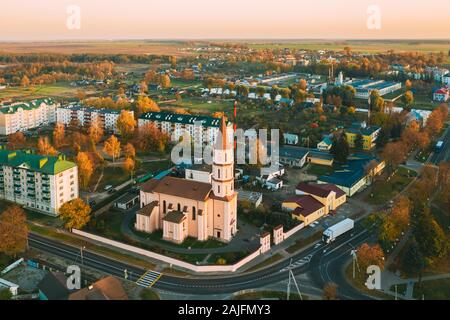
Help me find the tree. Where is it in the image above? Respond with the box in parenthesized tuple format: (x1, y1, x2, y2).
(330, 132, 349, 163)
(20, 75, 30, 87)
(0, 206, 28, 257)
(7, 132, 26, 150)
(37, 137, 58, 156)
(415, 211, 447, 264)
(88, 119, 104, 144)
(402, 90, 414, 107)
(382, 141, 407, 173)
(139, 81, 147, 94)
(103, 135, 121, 162)
(53, 122, 65, 148)
(323, 282, 338, 300)
(391, 196, 411, 232)
(160, 74, 171, 88)
(123, 143, 136, 159)
(123, 157, 135, 178)
(134, 122, 168, 153)
(116, 111, 136, 140)
(76, 152, 94, 189)
(0, 288, 12, 300)
(403, 240, 426, 276)
(135, 95, 160, 116)
(354, 133, 364, 150)
(59, 198, 91, 230)
(356, 243, 385, 272)
(369, 90, 385, 112)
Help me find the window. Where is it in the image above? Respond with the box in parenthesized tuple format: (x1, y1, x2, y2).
(177, 203, 181, 211)
(217, 169, 220, 179)
(192, 207, 196, 221)
(217, 185, 220, 194)
(163, 200, 167, 213)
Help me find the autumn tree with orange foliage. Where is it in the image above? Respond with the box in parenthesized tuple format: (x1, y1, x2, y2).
(59, 198, 91, 230)
(76, 152, 94, 189)
(37, 137, 58, 156)
(123, 143, 136, 160)
(323, 283, 338, 300)
(7, 132, 26, 150)
(136, 95, 160, 116)
(116, 111, 136, 140)
(123, 157, 135, 178)
(0, 206, 28, 257)
(356, 243, 385, 272)
(103, 135, 121, 162)
(88, 119, 104, 144)
(53, 122, 65, 148)
(134, 122, 168, 153)
(382, 141, 407, 173)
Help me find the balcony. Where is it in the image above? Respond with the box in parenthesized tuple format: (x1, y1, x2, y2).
(42, 196, 51, 202)
(42, 175, 50, 181)
(14, 190, 21, 194)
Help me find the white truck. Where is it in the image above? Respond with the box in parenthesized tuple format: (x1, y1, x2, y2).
(322, 218, 354, 244)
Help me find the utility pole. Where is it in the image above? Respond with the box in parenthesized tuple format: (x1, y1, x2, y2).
(80, 246, 86, 266)
(350, 249, 360, 279)
(286, 259, 303, 301)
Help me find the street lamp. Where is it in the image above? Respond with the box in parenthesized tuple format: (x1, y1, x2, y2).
(80, 246, 86, 266)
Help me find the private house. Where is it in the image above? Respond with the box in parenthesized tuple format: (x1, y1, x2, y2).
(295, 182, 346, 214)
(185, 164, 212, 184)
(38, 272, 74, 300)
(0, 98, 57, 135)
(0, 148, 78, 216)
(317, 136, 333, 151)
(69, 276, 128, 300)
(136, 118, 237, 244)
(138, 111, 233, 146)
(279, 146, 309, 168)
(307, 150, 334, 166)
(345, 122, 381, 150)
(283, 133, 299, 145)
(282, 195, 326, 226)
(433, 88, 449, 102)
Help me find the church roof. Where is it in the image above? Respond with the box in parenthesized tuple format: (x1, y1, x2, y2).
(163, 211, 186, 224)
(141, 176, 212, 201)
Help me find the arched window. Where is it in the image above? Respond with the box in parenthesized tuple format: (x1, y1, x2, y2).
(177, 203, 181, 211)
(217, 185, 221, 194)
(192, 206, 196, 221)
(163, 200, 167, 213)
(217, 169, 220, 179)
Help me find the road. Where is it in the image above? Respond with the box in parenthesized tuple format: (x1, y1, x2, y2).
(29, 219, 377, 299)
(430, 122, 450, 164)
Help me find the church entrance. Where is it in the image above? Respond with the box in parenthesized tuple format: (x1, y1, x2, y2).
(216, 231, 221, 238)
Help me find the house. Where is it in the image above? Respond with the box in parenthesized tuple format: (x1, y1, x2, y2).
(307, 150, 334, 166)
(237, 190, 262, 208)
(317, 136, 333, 151)
(264, 177, 283, 190)
(69, 276, 128, 300)
(345, 122, 381, 150)
(317, 154, 385, 196)
(38, 272, 73, 300)
(444, 74, 450, 86)
(115, 192, 139, 210)
(278, 98, 294, 107)
(283, 133, 299, 145)
(282, 195, 326, 226)
(279, 146, 309, 168)
(136, 118, 237, 244)
(433, 88, 449, 102)
(295, 182, 346, 214)
(185, 164, 212, 184)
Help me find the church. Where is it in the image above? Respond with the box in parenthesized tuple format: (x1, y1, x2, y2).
(135, 117, 238, 244)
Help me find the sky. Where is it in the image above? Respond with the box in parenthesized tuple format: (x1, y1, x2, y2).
(0, 0, 449, 40)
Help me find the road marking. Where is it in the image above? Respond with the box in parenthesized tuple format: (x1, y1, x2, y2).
(280, 254, 312, 272)
(136, 270, 162, 288)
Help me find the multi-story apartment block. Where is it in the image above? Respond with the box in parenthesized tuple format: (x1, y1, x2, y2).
(0, 148, 79, 216)
(0, 98, 58, 135)
(138, 111, 233, 145)
(57, 104, 134, 133)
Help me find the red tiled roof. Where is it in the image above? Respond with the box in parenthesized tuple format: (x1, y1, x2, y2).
(317, 183, 346, 198)
(289, 195, 324, 217)
(296, 182, 332, 198)
(141, 176, 212, 201)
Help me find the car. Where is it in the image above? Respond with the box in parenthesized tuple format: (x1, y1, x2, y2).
(104, 185, 113, 191)
(88, 199, 96, 206)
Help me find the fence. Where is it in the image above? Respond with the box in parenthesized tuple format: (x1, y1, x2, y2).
(72, 229, 262, 273)
(283, 222, 305, 239)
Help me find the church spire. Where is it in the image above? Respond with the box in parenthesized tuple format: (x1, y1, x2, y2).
(219, 116, 228, 150)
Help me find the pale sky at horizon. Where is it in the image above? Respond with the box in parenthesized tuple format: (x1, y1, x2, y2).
(0, 0, 449, 40)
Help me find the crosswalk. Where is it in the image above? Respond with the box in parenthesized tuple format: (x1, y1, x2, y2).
(136, 270, 162, 288)
(280, 254, 312, 272)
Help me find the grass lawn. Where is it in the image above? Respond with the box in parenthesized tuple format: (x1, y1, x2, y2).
(306, 164, 334, 176)
(366, 167, 417, 205)
(389, 283, 407, 296)
(285, 231, 322, 254)
(160, 97, 235, 114)
(136, 159, 172, 176)
(90, 166, 130, 191)
(0, 253, 12, 270)
(233, 290, 306, 300)
(413, 278, 450, 300)
(139, 288, 160, 300)
(170, 78, 202, 89)
(246, 253, 284, 272)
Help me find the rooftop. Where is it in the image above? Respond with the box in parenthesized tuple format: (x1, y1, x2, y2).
(139, 111, 231, 128)
(141, 176, 212, 201)
(163, 211, 186, 224)
(0, 98, 55, 114)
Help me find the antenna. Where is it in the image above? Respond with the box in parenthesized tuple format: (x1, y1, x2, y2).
(286, 259, 303, 301)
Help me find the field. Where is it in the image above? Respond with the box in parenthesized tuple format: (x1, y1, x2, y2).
(0, 40, 191, 56)
(160, 97, 235, 114)
(246, 40, 450, 55)
(0, 82, 97, 100)
(413, 278, 450, 300)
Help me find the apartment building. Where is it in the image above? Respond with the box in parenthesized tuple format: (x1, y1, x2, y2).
(138, 111, 233, 145)
(57, 104, 134, 133)
(0, 149, 79, 216)
(0, 98, 57, 135)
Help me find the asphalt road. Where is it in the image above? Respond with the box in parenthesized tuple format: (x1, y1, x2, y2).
(29, 219, 376, 299)
(430, 123, 450, 164)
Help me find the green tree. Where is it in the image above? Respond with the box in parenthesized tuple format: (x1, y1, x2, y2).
(415, 211, 447, 265)
(0, 288, 12, 300)
(330, 132, 349, 163)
